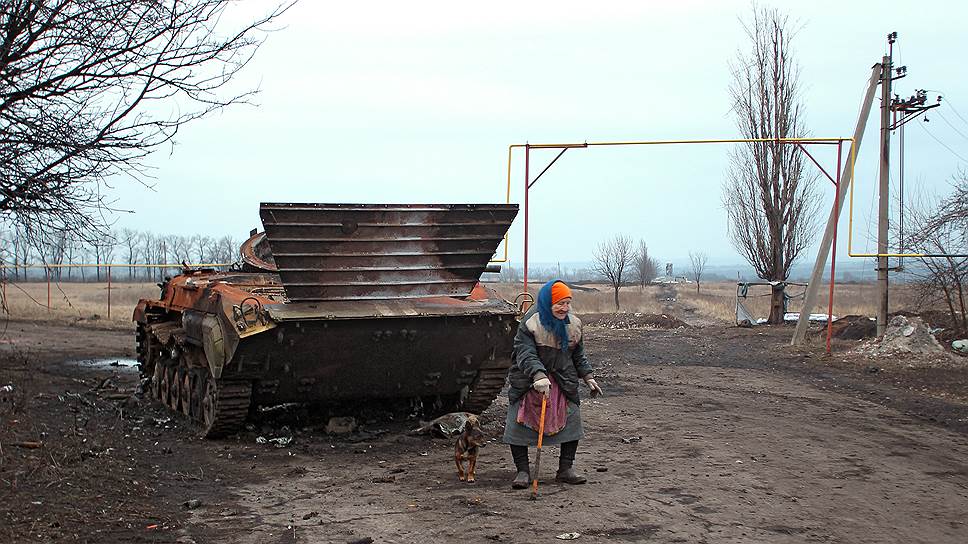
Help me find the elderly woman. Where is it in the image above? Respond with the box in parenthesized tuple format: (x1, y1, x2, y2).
(504, 279, 603, 489)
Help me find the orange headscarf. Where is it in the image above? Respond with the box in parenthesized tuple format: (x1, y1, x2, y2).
(550, 281, 572, 305)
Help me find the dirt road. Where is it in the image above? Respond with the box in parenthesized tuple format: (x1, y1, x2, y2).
(2, 318, 967, 543)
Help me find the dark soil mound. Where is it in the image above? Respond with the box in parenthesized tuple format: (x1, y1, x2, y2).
(826, 315, 877, 340)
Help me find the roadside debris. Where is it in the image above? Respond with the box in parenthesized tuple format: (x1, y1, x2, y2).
(555, 532, 581, 540)
(953, 339, 968, 355)
(621, 436, 642, 444)
(877, 315, 944, 355)
(183, 499, 202, 510)
(255, 436, 293, 447)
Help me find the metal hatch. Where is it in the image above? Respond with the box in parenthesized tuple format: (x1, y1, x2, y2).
(259, 203, 518, 301)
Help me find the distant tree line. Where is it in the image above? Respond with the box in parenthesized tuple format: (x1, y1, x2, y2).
(0, 227, 238, 282)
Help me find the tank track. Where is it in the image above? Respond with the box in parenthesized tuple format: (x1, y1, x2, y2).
(460, 362, 511, 414)
(138, 321, 252, 438)
(201, 380, 252, 439)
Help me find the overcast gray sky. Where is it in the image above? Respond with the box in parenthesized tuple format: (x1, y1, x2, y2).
(110, 0, 968, 269)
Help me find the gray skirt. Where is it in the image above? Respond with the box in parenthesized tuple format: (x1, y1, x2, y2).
(502, 399, 584, 446)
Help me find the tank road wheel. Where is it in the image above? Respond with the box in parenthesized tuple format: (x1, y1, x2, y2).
(159, 362, 174, 406)
(178, 369, 191, 417)
(198, 377, 252, 439)
(151, 362, 164, 400)
(164, 366, 180, 412)
(189, 370, 205, 421)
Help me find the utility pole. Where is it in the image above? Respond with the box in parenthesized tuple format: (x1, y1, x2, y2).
(876, 33, 895, 336)
(874, 33, 939, 336)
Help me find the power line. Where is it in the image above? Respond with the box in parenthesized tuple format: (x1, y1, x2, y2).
(936, 109, 968, 142)
(918, 120, 968, 163)
(925, 90, 968, 127)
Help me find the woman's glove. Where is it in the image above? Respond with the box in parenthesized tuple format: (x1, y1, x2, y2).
(532, 377, 551, 396)
(584, 377, 603, 398)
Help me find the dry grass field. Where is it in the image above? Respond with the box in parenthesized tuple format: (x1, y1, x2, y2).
(0, 281, 159, 328)
(0, 279, 924, 329)
(490, 280, 920, 324)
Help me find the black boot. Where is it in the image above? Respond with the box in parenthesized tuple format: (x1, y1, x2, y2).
(510, 445, 530, 489)
(556, 440, 587, 485)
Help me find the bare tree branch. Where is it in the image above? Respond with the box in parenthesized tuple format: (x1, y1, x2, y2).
(0, 0, 295, 240)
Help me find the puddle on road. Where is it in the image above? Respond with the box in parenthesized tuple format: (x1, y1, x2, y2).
(66, 358, 140, 372)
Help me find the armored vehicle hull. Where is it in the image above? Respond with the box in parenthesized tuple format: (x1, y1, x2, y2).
(134, 203, 518, 437)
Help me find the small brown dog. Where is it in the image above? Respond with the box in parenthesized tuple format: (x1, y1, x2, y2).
(455, 414, 485, 483)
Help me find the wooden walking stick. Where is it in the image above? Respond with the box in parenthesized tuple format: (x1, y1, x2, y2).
(529, 394, 548, 500)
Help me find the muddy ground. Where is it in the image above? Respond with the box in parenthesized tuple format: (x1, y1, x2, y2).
(2, 313, 968, 544)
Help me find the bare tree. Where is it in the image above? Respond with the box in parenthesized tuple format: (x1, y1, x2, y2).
(688, 251, 708, 293)
(905, 176, 968, 334)
(214, 235, 237, 266)
(192, 234, 214, 264)
(633, 239, 659, 289)
(594, 234, 634, 311)
(122, 229, 141, 280)
(91, 230, 118, 281)
(0, 1, 294, 239)
(500, 263, 520, 284)
(170, 235, 192, 265)
(140, 232, 157, 281)
(723, 6, 819, 324)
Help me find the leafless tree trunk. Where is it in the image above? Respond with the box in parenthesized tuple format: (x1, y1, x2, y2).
(689, 251, 708, 294)
(140, 232, 156, 281)
(15, 227, 30, 281)
(122, 229, 140, 281)
(0, 1, 294, 239)
(633, 239, 659, 290)
(594, 234, 634, 311)
(91, 231, 118, 282)
(723, 5, 819, 324)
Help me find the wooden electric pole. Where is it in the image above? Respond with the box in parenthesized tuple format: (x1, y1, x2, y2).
(876, 34, 895, 336)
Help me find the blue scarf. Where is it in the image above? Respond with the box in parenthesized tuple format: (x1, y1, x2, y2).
(537, 279, 570, 349)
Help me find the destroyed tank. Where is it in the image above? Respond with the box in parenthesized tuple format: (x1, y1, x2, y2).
(133, 203, 519, 437)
